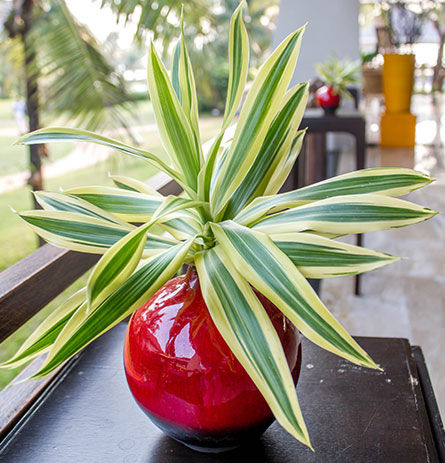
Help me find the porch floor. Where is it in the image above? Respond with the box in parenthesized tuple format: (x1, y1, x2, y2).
(321, 93, 445, 416)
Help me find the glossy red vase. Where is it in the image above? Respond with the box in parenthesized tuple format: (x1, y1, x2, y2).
(315, 85, 340, 114)
(124, 267, 302, 453)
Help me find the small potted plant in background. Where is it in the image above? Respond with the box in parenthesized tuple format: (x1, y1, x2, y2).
(1, 2, 436, 454)
(315, 54, 361, 114)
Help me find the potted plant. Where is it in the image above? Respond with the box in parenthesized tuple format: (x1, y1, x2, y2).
(315, 54, 361, 114)
(1, 3, 436, 454)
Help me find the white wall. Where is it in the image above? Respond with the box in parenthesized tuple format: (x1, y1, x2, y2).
(274, 0, 361, 86)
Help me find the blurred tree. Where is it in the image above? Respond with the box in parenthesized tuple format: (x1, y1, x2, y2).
(387, 2, 426, 49)
(2, 0, 135, 223)
(101, 0, 279, 111)
(420, 0, 445, 91)
(1, 0, 279, 230)
(0, 39, 24, 97)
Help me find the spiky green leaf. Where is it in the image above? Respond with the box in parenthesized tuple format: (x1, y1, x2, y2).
(195, 246, 311, 448)
(223, 83, 308, 219)
(211, 221, 379, 369)
(236, 168, 434, 226)
(109, 174, 163, 196)
(171, 12, 201, 150)
(0, 288, 86, 370)
(147, 43, 201, 189)
(250, 194, 436, 235)
(263, 129, 306, 197)
(87, 222, 151, 312)
(16, 127, 192, 195)
(210, 25, 305, 217)
(272, 232, 398, 278)
(30, 239, 194, 379)
(18, 210, 176, 256)
(221, 1, 249, 129)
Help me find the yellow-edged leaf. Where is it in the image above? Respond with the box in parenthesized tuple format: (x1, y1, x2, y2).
(251, 194, 437, 235)
(195, 246, 311, 448)
(147, 43, 201, 190)
(30, 239, 195, 379)
(210, 25, 305, 218)
(0, 288, 86, 369)
(271, 232, 399, 278)
(211, 221, 379, 369)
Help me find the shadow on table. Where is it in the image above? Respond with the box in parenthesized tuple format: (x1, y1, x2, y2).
(146, 434, 271, 463)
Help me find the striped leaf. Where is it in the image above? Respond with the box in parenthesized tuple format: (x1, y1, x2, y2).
(197, 132, 224, 203)
(211, 221, 379, 369)
(223, 83, 309, 219)
(0, 288, 86, 370)
(155, 211, 203, 241)
(65, 186, 203, 240)
(251, 194, 437, 236)
(147, 43, 201, 190)
(210, 25, 305, 218)
(151, 195, 206, 221)
(30, 240, 194, 380)
(19, 210, 133, 254)
(221, 1, 249, 130)
(65, 186, 163, 223)
(171, 12, 201, 152)
(195, 246, 311, 448)
(271, 232, 398, 278)
(276, 168, 434, 202)
(263, 130, 306, 197)
(109, 174, 163, 196)
(16, 127, 192, 196)
(236, 168, 434, 225)
(87, 222, 152, 312)
(18, 210, 176, 256)
(34, 191, 129, 226)
(197, 125, 237, 202)
(151, 196, 206, 240)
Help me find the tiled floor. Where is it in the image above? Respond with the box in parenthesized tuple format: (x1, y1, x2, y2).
(319, 94, 445, 416)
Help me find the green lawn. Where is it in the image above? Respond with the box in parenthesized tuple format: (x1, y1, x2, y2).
(0, 114, 222, 389)
(0, 99, 16, 128)
(0, 99, 158, 176)
(0, 135, 73, 175)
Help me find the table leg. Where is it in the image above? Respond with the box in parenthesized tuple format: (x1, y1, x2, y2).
(305, 133, 327, 185)
(355, 233, 363, 296)
(355, 124, 366, 296)
(356, 123, 366, 170)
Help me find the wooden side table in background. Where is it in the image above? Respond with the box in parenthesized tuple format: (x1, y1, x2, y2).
(281, 108, 367, 295)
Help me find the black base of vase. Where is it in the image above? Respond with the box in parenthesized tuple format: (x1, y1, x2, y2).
(322, 105, 339, 115)
(144, 411, 274, 453)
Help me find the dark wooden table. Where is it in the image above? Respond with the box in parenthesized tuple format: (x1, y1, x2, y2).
(299, 108, 366, 186)
(1, 323, 443, 462)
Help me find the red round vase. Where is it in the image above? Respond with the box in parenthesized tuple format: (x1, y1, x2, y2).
(315, 85, 340, 114)
(124, 267, 302, 453)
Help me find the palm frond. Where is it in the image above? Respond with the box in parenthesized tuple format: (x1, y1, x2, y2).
(32, 0, 135, 132)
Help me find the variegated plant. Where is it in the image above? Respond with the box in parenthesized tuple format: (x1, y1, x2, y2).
(2, 3, 436, 449)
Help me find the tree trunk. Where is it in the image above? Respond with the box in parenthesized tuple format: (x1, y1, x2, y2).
(21, 0, 46, 245)
(432, 21, 445, 92)
(434, 35, 445, 92)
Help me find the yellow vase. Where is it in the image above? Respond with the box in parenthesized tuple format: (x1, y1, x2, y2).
(383, 53, 415, 113)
